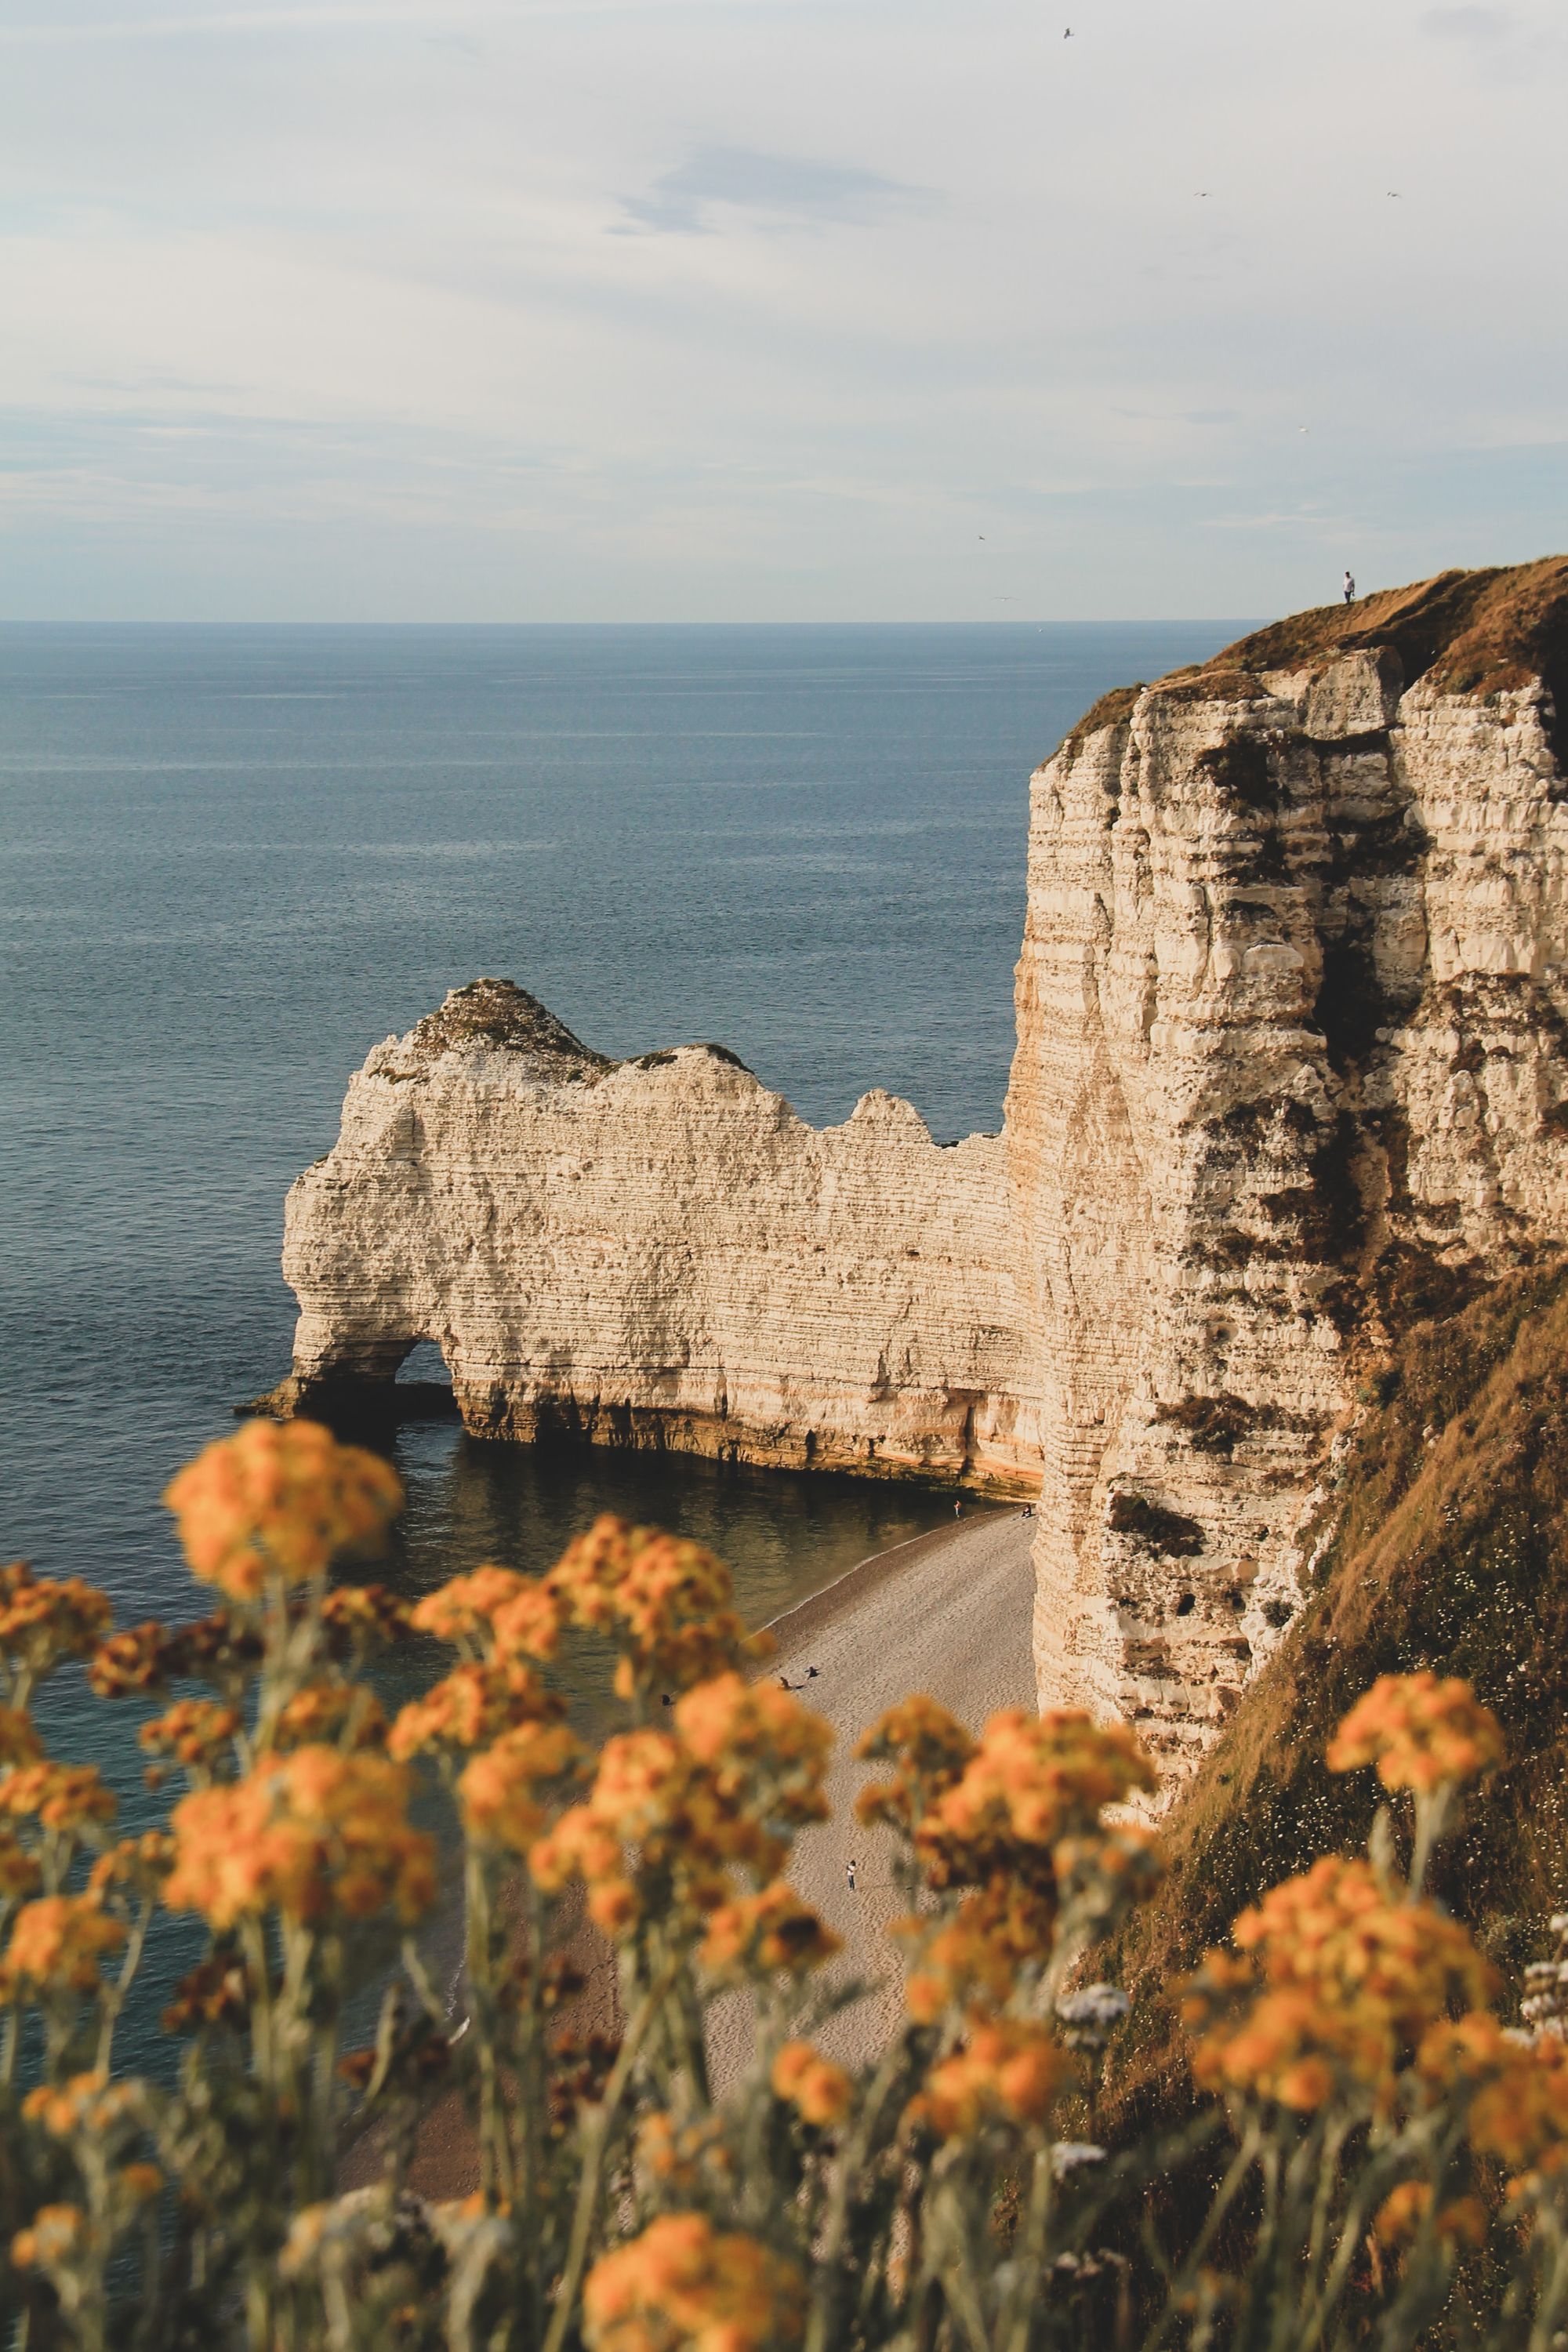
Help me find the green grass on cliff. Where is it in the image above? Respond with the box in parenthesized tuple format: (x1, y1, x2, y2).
(1109, 1253, 1568, 2126)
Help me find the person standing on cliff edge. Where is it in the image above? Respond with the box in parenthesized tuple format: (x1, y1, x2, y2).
(1343, 569, 1356, 604)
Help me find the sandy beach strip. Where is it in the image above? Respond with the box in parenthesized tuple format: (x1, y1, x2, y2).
(708, 1504, 1038, 2085)
(377, 1504, 1038, 2192)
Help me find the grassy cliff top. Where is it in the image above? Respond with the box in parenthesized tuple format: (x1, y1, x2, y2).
(1057, 554, 1568, 763)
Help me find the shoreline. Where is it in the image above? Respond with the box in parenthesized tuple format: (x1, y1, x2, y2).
(376, 1504, 1038, 2194)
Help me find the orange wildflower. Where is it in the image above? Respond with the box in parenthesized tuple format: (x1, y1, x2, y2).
(701, 1882, 840, 1980)
(911, 2015, 1063, 2139)
(1328, 1674, 1504, 1795)
(1421, 2012, 1568, 2180)
(0, 1762, 117, 1836)
(2, 1893, 125, 1995)
(490, 1579, 566, 1662)
(675, 1674, 832, 1835)
(88, 1832, 176, 1900)
(546, 1517, 760, 1693)
(11, 2203, 87, 2271)
(389, 1659, 560, 1760)
(1187, 1857, 1497, 2110)
(922, 1708, 1156, 1877)
(86, 1621, 169, 1699)
(0, 1563, 112, 1688)
(409, 1565, 532, 1650)
(319, 1583, 411, 1648)
(165, 1747, 434, 1929)
(855, 1695, 977, 1834)
(270, 1679, 387, 1753)
(771, 2038, 853, 2126)
(457, 1722, 584, 1851)
(23, 2069, 139, 2138)
(583, 2212, 804, 2352)
(139, 1699, 240, 1774)
(163, 1420, 402, 1601)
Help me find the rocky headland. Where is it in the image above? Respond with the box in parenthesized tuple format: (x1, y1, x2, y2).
(272, 558, 1568, 1782)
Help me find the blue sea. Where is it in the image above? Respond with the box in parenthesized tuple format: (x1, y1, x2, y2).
(0, 618, 1237, 2058)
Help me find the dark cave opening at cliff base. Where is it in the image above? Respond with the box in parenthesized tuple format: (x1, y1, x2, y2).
(391, 1336, 459, 1417)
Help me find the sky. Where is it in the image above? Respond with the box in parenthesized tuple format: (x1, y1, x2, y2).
(0, 0, 1564, 621)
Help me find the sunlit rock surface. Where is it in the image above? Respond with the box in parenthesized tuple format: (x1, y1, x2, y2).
(278, 559, 1568, 1780)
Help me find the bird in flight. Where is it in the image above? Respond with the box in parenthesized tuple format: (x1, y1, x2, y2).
(1064, 26, 1073, 36)
(978, 533, 986, 540)
(1387, 190, 1402, 198)
(1194, 190, 1209, 198)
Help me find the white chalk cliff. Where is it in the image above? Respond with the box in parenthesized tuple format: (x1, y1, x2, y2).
(277, 560, 1568, 1777)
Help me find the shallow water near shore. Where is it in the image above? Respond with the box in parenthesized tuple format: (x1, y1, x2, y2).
(0, 616, 1242, 2072)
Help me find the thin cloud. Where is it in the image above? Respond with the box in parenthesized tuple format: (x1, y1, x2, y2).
(0, 1, 791, 41)
(615, 146, 933, 237)
(1421, 6, 1515, 35)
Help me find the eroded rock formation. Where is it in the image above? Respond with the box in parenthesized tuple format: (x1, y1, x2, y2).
(276, 558, 1568, 1777)
(278, 981, 1038, 1490)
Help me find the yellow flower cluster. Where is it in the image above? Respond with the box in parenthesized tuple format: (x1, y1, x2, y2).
(909, 2015, 1063, 2140)
(701, 1882, 840, 1980)
(771, 2038, 853, 2127)
(919, 1708, 1156, 1875)
(165, 1746, 435, 1929)
(88, 1832, 176, 1901)
(0, 1760, 116, 1837)
(532, 1730, 706, 1936)
(0, 1562, 111, 1689)
(23, 2068, 140, 2139)
(1188, 1857, 1496, 2110)
(458, 1722, 585, 1852)
(390, 1659, 561, 1760)
(1418, 2010, 1568, 2187)
(546, 1516, 763, 1696)
(1327, 1672, 1504, 1794)
(532, 1677, 832, 1941)
(12, 2203, 88, 2271)
(163, 1420, 403, 1601)
(583, 2212, 804, 2352)
(1373, 2180, 1486, 2250)
(139, 1699, 240, 1776)
(854, 1695, 976, 1837)
(674, 1675, 832, 1857)
(410, 1565, 559, 1655)
(1, 1893, 125, 1997)
(270, 1679, 387, 1753)
(86, 1621, 178, 1699)
(860, 1704, 1156, 2018)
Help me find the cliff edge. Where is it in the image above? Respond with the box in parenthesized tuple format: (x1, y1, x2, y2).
(275, 557, 1568, 1783)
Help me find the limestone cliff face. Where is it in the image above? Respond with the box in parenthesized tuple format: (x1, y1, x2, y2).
(1011, 561, 1568, 1769)
(278, 558, 1568, 1779)
(281, 982, 1037, 1489)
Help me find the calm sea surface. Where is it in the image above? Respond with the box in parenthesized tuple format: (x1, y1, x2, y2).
(0, 619, 1238, 2057)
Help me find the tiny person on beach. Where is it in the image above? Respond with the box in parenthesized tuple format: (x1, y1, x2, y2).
(846, 1858, 858, 1892)
(953, 1497, 962, 1519)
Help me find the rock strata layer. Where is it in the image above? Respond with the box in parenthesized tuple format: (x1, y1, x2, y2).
(278, 559, 1568, 1778)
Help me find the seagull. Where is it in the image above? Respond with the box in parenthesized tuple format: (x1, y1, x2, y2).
(978, 533, 986, 540)
(1194, 190, 1209, 198)
(1064, 26, 1073, 37)
(1387, 190, 1402, 198)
